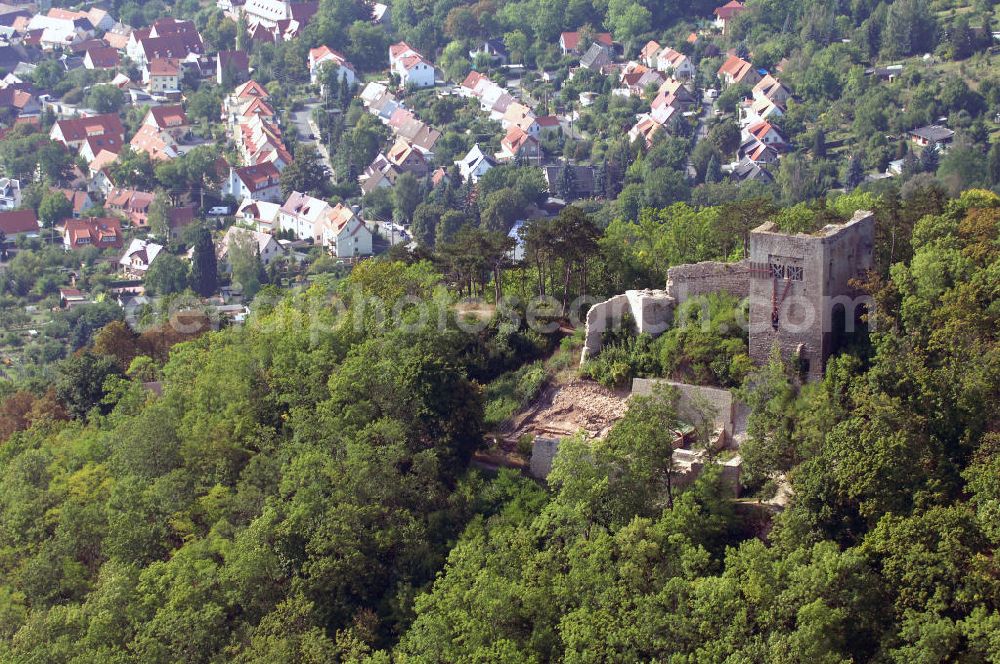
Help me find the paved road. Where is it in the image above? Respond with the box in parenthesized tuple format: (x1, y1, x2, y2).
(687, 90, 716, 179)
(292, 103, 336, 178)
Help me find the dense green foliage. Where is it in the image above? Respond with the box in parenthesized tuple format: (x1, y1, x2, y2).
(0, 188, 997, 661)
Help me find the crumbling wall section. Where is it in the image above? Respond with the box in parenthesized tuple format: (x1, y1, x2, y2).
(529, 437, 561, 479)
(666, 260, 751, 306)
(632, 377, 744, 447)
(581, 290, 673, 362)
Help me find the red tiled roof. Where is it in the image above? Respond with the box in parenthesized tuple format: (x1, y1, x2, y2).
(59, 189, 90, 214)
(0, 209, 37, 235)
(390, 41, 418, 58)
(148, 57, 181, 76)
(714, 0, 747, 20)
(560, 31, 613, 51)
(64, 217, 122, 249)
(234, 162, 281, 191)
(53, 114, 124, 143)
(147, 103, 187, 128)
(503, 126, 537, 152)
(233, 80, 269, 99)
(85, 46, 120, 68)
(718, 55, 755, 82)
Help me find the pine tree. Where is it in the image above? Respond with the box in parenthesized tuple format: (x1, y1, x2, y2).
(812, 128, 827, 159)
(189, 227, 218, 298)
(593, 162, 607, 199)
(845, 154, 864, 190)
(989, 142, 1000, 185)
(919, 143, 939, 174)
(555, 163, 577, 200)
(705, 155, 722, 183)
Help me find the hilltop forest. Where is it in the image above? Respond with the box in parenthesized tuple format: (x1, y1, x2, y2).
(0, 186, 996, 662)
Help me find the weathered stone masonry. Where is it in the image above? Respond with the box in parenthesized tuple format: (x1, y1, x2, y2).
(582, 210, 875, 380)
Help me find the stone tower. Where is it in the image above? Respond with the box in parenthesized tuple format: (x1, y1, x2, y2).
(748, 210, 875, 380)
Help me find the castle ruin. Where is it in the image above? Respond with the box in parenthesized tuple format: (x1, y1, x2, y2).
(582, 210, 875, 380)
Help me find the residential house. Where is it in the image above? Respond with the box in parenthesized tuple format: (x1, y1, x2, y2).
(386, 138, 429, 176)
(628, 115, 662, 147)
(640, 40, 662, 68)
(104, 23, 133, 50)
(27, 13, 95, 51)
(396, 53, 435, 88)
(744, 120, 786, 147)
(752, 74, 791, 106)
(308, 45, 356, 86)
(317, 203, 372, 257)
(106, 188, 155, 227)
(223, 162, 283, 202)
(559, 31, 613, 55)
(579, 43, 612, 72)
(0, 177, 20, 210)
(218, 225, 283, 269)
(236, 199, 282, 233)
(130, 124, 179, 161)
(729, 156, 773, 184)
(535, 115, 562, 137)
(83, 46, 120, 70)
(79, 132, 124, 165)
(713, 0, 748, 35)
(279, 191, 330, 240)
(0, 208, 38, 239)
(242, 0, 318, 32)
(359, 161, 399, 194)
(119, 238, 164, 277)
(717, 55, 761, 87)
(741, 139, 779, 165)
(144, 58, 182, 94)
(469, 39, 508, 66)
(388, 41, 420, 68)
(502, 101, 537, 134)
(59, 188, 94, 217)
(88, 152, 120, 187)
(910, 124, 954, 147)
(655, 47, 695, 78)
(498, 126, 540, 162)
(1, 87, 40, 117)
(743, 95, 784, 123)
(50, 113, 125, 151)
(62, 217, 123, 250)
(126, 19, 204, 66)
(142, 104, 189, 140)
(455, 144, 496, 183)
(167, 206, 196, 241)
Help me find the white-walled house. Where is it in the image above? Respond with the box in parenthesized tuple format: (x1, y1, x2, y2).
(119, 238, 164, 278)
(308, 46, 357, 86)
(455, 144, 496, 183)
(278, 191, 331, 240)
(315, 203, 373, 257)
(396, 55, 435, 88)
(222, 162, 282, 202)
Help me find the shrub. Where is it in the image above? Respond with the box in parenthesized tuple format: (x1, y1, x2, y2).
(581, 334, 660, 388)
(483, 361, 548, 429)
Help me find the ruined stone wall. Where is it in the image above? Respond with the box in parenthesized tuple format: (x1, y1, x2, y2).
(632, 377, 743, 447)
(665, 260, 751, 306)
(580, 290, 673, 362)
(529, 437, 560, 479)
(748, 211, 874, 380)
